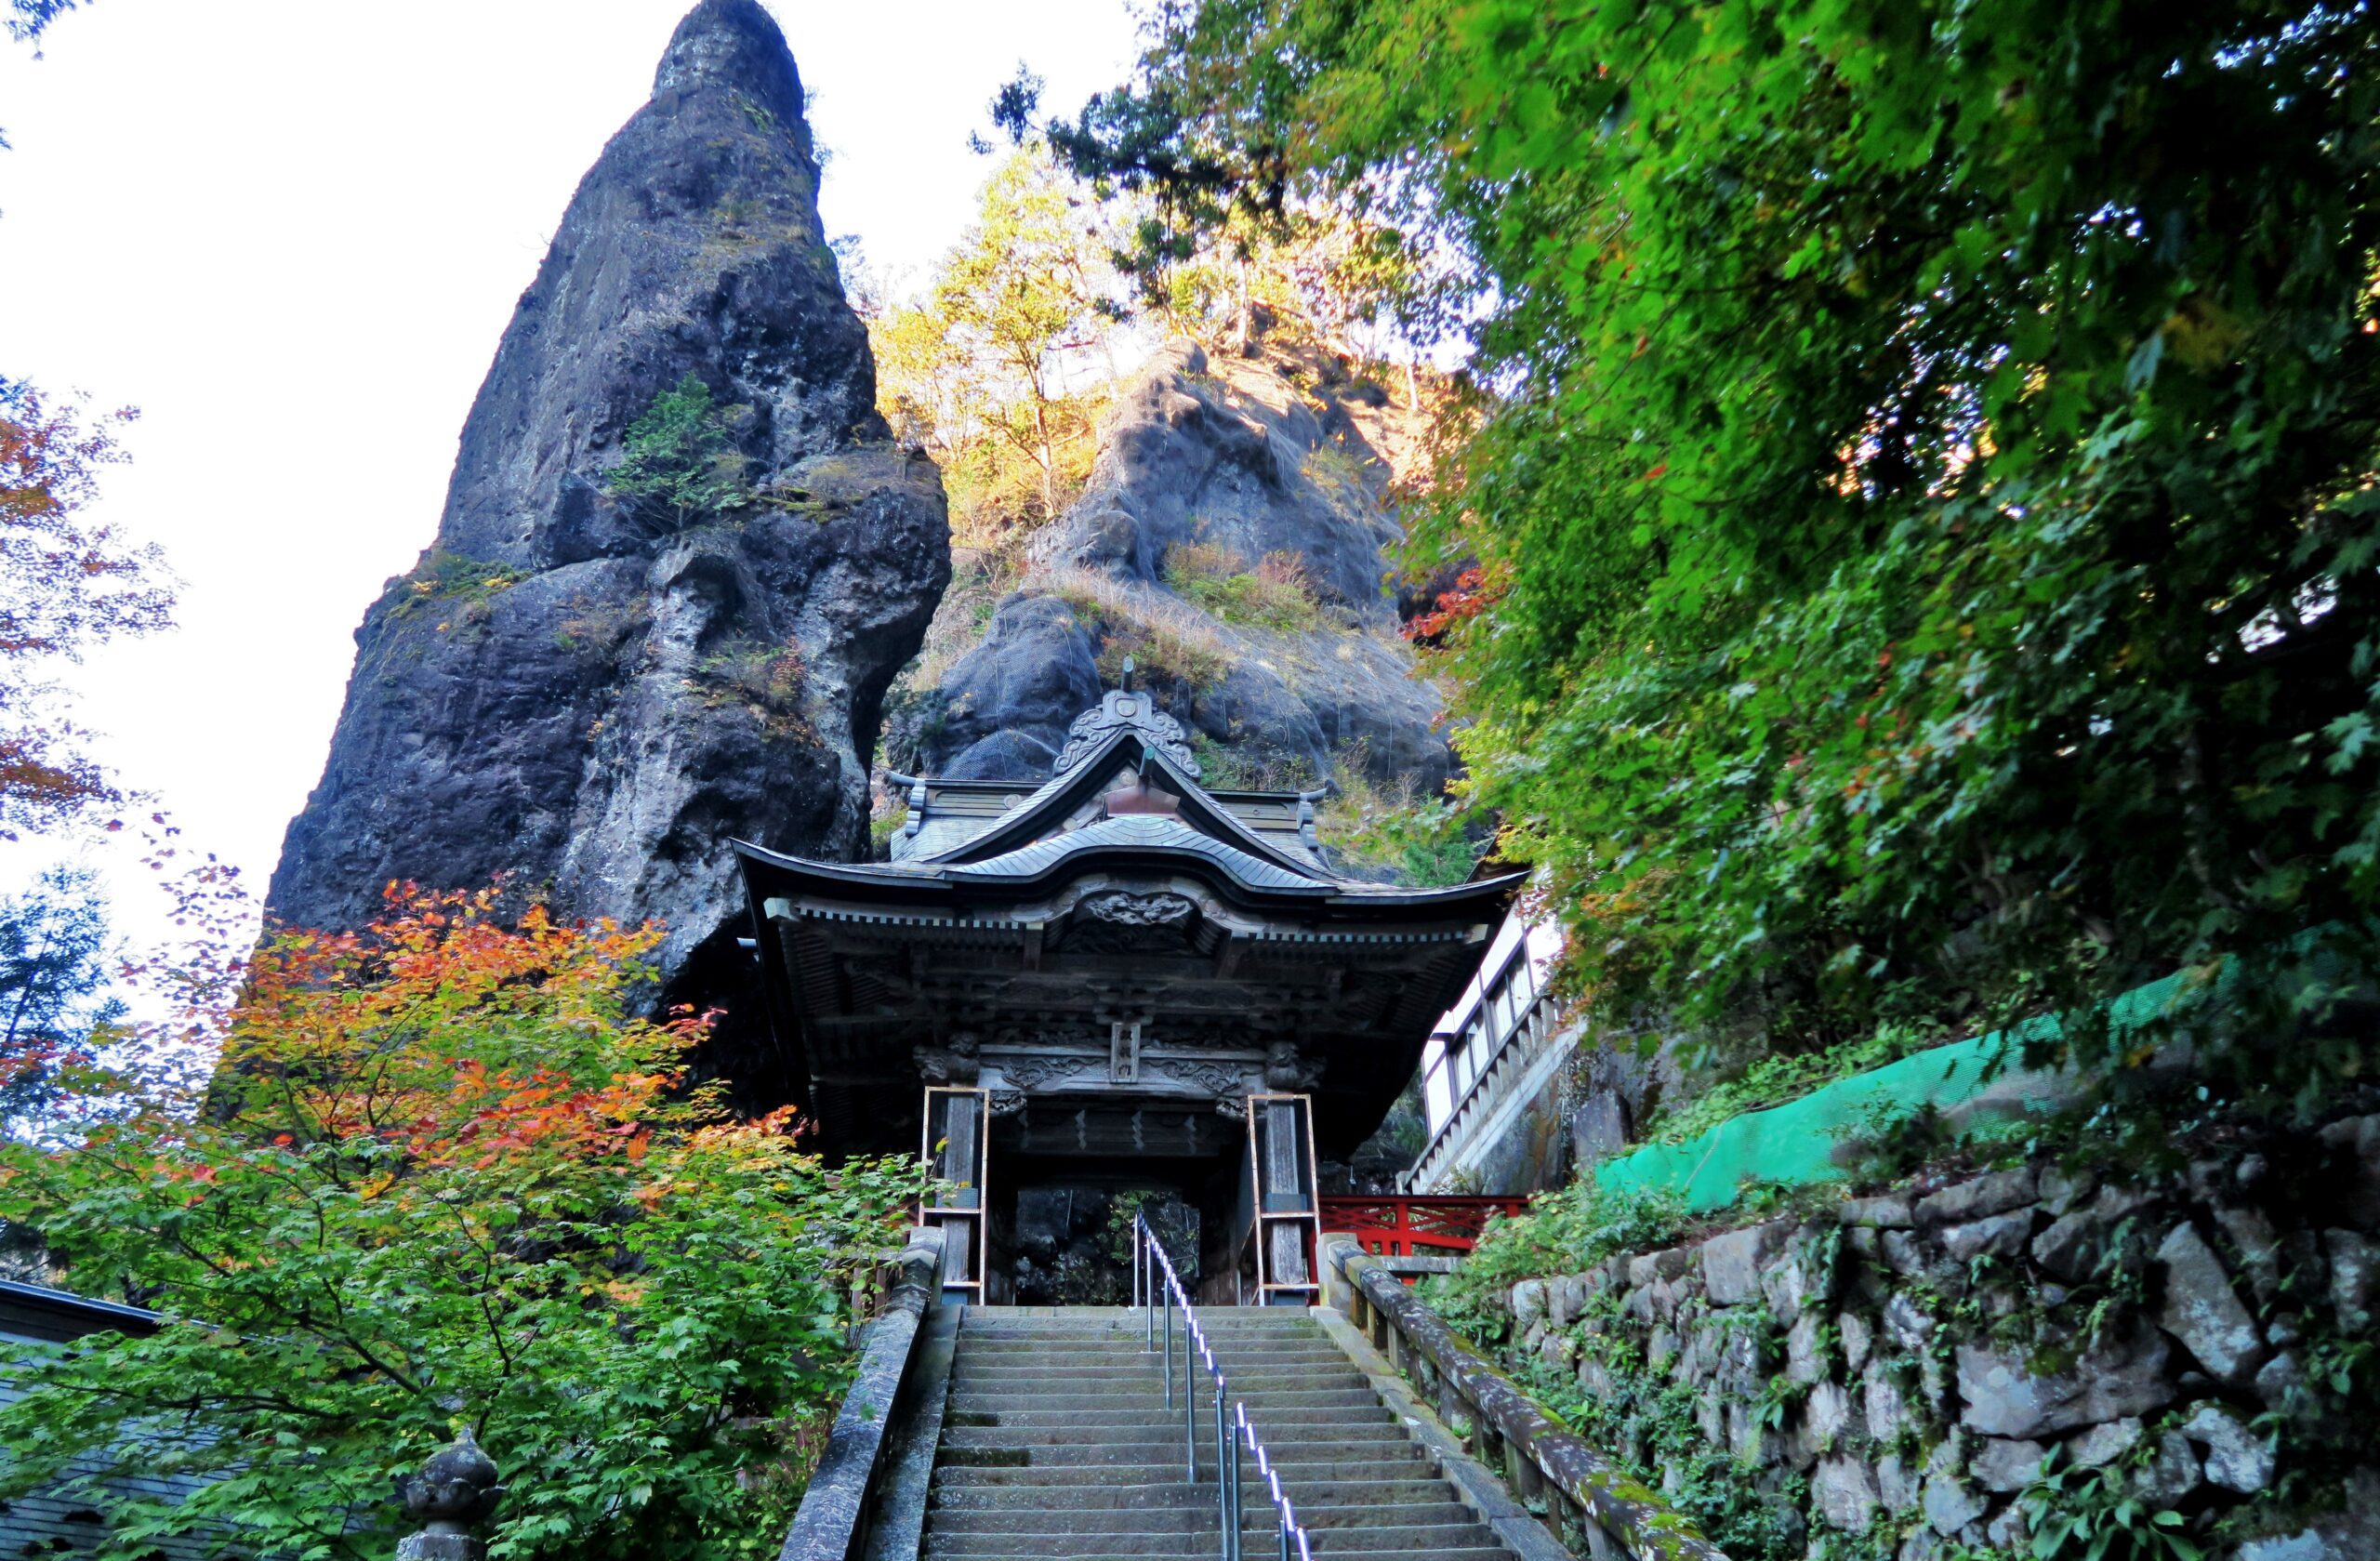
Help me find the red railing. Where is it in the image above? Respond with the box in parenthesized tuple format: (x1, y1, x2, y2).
(1317, 1196, 1531, 1258)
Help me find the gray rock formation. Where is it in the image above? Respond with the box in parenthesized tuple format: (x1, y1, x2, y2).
(268, 0, 948, 1052)
(893, 338, 1451, 799)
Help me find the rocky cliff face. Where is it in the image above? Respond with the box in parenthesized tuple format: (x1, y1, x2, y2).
(269, 0, 947, 1036)
(893, 337, 1451, 801)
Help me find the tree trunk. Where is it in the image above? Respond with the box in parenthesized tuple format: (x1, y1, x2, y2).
(1232, 256, 1253, 356)
(1032, 395, 1059, 519)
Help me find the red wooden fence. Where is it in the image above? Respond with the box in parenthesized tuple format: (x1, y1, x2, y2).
(1316, 1196, 1531, 1258)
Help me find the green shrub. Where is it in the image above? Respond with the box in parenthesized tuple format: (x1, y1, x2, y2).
(608, 376, 756, 526)
(390, 550, 526, 623)
(1425, 1180, 1689, 1341)
(1645, 1024, 1941, 1146)
(694, 640, 811, 735)
(1163, 542, 1323, 631)
(1317, 761, 1483, 886)
(1187, 731, 1319, 791)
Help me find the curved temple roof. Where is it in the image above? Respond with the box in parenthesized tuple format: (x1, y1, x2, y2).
(731, 688, 1519, 1162)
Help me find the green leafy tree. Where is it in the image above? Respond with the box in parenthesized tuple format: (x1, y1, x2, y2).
(0, 865, 121, 1136)
(0, 887, 925, 1561)
(871, 147, 1124, 536)
(607, 375, 754, 529)
(1035, 0, 2380, 1104)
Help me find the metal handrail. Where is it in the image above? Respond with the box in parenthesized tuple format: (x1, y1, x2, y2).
(1132, 1212, 1314, 1561)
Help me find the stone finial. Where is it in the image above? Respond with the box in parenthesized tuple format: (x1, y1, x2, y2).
(393, 1427, 505, 1561)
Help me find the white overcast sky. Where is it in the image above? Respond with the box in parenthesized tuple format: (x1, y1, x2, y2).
(0, 0, 1141, 954)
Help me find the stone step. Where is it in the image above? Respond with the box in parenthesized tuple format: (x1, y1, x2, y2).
(932, 1462, 1436, 1493)
(942, 1398, 1390, 1427)
(957, 1329, 1332, 1344)
(959, 1312, 1320, 1323)
(942, 1380, 1370, 1409)
(939, 1420, 1398, 1445)
(928, 1477, 1458, 1511)
(927, 1550, 1510, 1561)
(948, 1393, 1389, 1414)
(935, 1435, 1421, 1467)
(954, 1343, 1354, 1362)
(928, 1436, 1418, 1465)
(946, 1370, 1370, 1389)
(954, 1334, 1332, 1353)
(954, 1351, 1349, 1369)
(928, 1456, 1428, 1494)
(923, 1522, 1507, 1557)
(946, 1361, 1361, 1380)
(928, 1551, 1503, 1560)
(959, 1319, 1329, 1334)
(923, 1501, 1479, 1536)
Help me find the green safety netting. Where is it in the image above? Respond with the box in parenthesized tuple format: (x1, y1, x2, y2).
(1590, 964, 2212, 1213)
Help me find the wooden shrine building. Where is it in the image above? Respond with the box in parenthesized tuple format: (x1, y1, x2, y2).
(734, 688, 1518, 1303)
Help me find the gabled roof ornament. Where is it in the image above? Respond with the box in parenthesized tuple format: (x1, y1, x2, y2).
(1051, 680, 1202, 780)
(1297, 785, 1327, 853)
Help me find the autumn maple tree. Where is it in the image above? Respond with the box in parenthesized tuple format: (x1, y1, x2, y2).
(0, 378, 173, 837)
(0, 885, 925, 1561)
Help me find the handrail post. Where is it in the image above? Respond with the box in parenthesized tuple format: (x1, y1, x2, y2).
(1213, 1379, 1228, 1560)
(1220, 1397, 1236, 1561)
(1183, 1329, 1197, 1483)
(1138, 1214, 1309, 1560)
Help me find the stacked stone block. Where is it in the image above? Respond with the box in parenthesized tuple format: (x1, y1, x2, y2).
(1488, 1113, 2380, 1559)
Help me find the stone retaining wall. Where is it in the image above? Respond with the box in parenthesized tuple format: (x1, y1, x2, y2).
(1468, 1113, 2380, 1559)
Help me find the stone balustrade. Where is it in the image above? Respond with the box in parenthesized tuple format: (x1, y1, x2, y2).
(1323, 1233, 1731, 1561)
(777, 1225, 947, 1561)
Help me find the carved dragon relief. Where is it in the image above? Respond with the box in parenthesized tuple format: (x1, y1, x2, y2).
(1080, 890, 1197, 928)
(1059, 888, 1203, 956)
(1144, 1057, 1251, 1095)
(980, 1045, 1265, 1103)
(996, 1054, 1091, 1091)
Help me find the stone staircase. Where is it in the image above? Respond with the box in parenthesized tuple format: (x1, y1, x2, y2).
(921, 1306, 1523, 1560)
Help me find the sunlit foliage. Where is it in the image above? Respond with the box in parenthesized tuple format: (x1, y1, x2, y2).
(0, 887, 924, 1561)
(1036, 0, 2380, 1104)
(868, 147, 1128, 540)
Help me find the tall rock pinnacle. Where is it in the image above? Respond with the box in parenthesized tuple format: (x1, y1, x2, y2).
(269, 0, 949, 1066)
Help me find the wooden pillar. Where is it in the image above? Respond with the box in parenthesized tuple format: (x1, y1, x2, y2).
(1245, 1093, 1321, 1305)
(920, 1086, 988, 1306)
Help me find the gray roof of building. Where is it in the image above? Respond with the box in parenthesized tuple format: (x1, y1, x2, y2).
(2, 1283, 237, 1561)
(945, 813, 1334, 893)
(918, 729, 1328, 878)
(0, 1278, 160, 1344)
